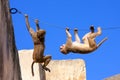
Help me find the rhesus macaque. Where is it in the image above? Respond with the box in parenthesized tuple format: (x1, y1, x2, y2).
(25, 14, 51, 76)
(60, 26, 107, 54)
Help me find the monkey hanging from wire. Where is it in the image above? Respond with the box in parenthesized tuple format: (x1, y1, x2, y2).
(24, 14, 52, 76)
(60, 26, 108, 54)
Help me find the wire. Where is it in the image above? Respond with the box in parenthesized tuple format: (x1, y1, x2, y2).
(102, 27, 120, 30)
(10, 8, 120, 31)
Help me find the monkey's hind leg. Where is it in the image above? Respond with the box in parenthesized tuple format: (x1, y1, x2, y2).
(42, 55, 52, 72)
(74, 28, 81, 43)
(31, 61, 36, 76)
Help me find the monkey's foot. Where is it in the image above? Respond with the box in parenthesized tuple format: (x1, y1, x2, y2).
(42, 66, 51, 72)
(74, 28, 78, 32)
(90, 25, 94, 31)
(66, 27, 69, 31)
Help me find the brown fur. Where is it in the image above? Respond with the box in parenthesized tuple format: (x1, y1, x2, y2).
(25, 14, 51, 76)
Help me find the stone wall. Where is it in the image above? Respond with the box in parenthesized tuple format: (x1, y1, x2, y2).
(19, 50, 86, 80)
(0, 0, 22, 80)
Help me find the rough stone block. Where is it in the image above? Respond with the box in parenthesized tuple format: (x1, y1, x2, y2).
(19, 50, 86, 80)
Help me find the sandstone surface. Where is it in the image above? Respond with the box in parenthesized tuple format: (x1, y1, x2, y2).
(19, 49, 86, 80)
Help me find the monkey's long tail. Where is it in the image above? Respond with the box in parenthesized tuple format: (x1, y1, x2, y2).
(97, 37, 108, 48)
(31, 61, 35, 76)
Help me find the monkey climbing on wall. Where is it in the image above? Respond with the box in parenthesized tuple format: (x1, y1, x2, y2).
(60, 26, 108, 54)
(24, 14, 52, 76)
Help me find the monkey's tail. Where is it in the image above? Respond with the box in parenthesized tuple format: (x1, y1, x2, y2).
(97, 37, 108, 48)
(31, 61, 35, 76)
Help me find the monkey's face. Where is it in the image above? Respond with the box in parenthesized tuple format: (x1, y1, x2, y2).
(60, 44, 68, 54)
(37, 30, 46, 38)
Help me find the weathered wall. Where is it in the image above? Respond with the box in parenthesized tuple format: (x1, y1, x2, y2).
(0, 0, 22, 80)
(19, 50, 86, 80)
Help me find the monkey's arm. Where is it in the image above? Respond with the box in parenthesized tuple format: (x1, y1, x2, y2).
(89, 27, 102, 39)
(94, 27, 102, 37)
(25, 14, 35, 36)
(35, 19, 40, 31)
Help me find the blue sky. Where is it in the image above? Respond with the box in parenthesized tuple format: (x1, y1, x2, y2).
(10, 0, 120, 80)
